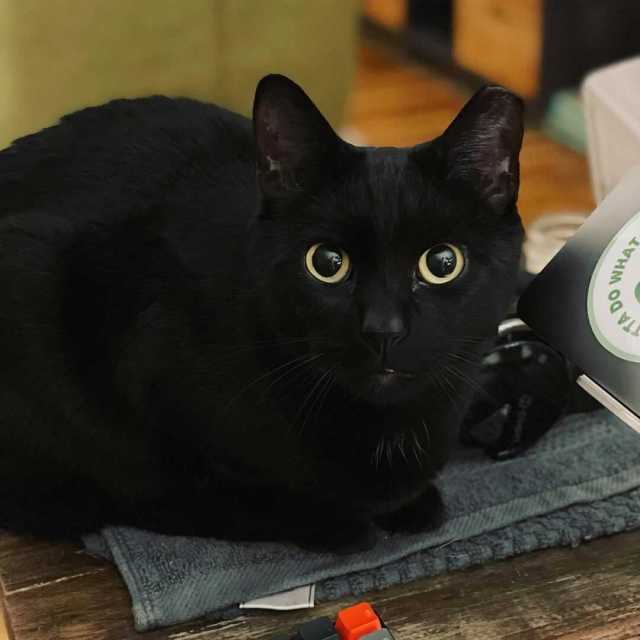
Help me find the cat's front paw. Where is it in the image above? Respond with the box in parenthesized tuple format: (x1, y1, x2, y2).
(374, 484, 445, 534)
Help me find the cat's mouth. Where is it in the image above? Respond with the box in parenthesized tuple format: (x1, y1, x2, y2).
(333, 349, 425, 404)
(366, 367, 420, 392)
(352, 366, 423, 406)
(376, 368, 416, 380)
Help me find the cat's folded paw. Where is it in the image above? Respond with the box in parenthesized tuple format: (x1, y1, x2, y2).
(293, 519, 379, 555)
(374, 484, 445, 534)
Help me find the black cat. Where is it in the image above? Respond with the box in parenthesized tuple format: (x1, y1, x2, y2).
(0, 75, 523, 550)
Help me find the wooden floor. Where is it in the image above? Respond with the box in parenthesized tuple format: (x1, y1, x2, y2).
(0, 602, 7, 640)
(0, 43, 614, 640)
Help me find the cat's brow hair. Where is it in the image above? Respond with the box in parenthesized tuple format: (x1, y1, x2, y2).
(364, 148, 408, 243)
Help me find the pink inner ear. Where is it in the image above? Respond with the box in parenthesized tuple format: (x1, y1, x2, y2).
(497, 157, 510, 174)
(255, 102, 305, 194)
(257, 106, 283, 160)
(486, 156, 513, 197)
(253, 75, 341, 196)
(257, 102, 302, 168)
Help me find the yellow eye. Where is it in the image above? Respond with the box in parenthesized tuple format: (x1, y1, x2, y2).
(418, 243, 465, 285)
(305, 243, 351, 284)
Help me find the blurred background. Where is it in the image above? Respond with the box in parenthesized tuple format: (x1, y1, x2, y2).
(2, 0, 639, 239)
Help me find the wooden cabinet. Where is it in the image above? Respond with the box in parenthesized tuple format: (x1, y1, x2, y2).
(362, 0, 407, 32)
(364, 0, 640, 108)
(453, 0, 543, 98)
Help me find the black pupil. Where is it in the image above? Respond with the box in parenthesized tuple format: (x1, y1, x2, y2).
(313, 245, 343, 277)
(427, 245, 457, 277)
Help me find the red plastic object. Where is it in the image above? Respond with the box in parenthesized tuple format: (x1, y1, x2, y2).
(335, 602, 382, 640)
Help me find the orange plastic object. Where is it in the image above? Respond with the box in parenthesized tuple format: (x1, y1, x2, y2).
(335, 602, 382, 640)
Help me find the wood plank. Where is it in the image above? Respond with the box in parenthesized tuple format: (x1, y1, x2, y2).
(4, 566, 135, 640)
(0, 603, 9, 640)
(349, 76, 464, 123)
(0, 533, 106, 595)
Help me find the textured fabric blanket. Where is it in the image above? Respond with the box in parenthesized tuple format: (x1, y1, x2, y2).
(84, 410, 640, 631)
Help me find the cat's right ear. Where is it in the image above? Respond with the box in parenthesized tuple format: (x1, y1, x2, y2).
(413, 86, 524, 216)
(253, 74, 341, 199)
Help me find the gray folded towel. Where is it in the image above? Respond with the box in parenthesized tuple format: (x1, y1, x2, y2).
(84, 410, 640, 631)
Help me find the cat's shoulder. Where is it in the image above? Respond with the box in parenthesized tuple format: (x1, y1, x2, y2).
(4, 95, 252, 157)
(0, 96, 255, 220)
(68, 95, 248, 134)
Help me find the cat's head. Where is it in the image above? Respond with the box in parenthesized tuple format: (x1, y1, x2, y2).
(248, 74, 524, 408)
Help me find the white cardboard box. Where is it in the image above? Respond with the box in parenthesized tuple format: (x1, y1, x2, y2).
(583, 57, 640, 202)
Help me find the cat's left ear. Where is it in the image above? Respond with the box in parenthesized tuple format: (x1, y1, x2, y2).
(253, 74, 341, 198)
(425, 86, 524, 215)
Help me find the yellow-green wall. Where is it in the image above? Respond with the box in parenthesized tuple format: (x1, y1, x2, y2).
(0, 1, 359, 149)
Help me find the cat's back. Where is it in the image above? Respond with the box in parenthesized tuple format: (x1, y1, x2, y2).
(0, 96, 258, 371)
(0, 96, 256, 222)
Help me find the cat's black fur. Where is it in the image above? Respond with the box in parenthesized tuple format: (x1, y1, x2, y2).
(0, 76, 524, 550)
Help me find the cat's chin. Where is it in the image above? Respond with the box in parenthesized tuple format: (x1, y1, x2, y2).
(348, 368, 425, 407)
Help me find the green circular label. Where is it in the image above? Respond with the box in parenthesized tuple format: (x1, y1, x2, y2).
(587, 210, 640, 362)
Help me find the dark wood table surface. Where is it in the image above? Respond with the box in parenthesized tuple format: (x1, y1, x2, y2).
(1, 527, 640, 640)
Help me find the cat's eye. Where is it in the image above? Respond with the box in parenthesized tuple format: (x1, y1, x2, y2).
(305, 243, 351, 284)
(417, 243, 465, 285)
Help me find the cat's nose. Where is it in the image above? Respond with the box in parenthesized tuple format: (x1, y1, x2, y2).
(361, 309, 407, 357)
(361, 332, 405, 360)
